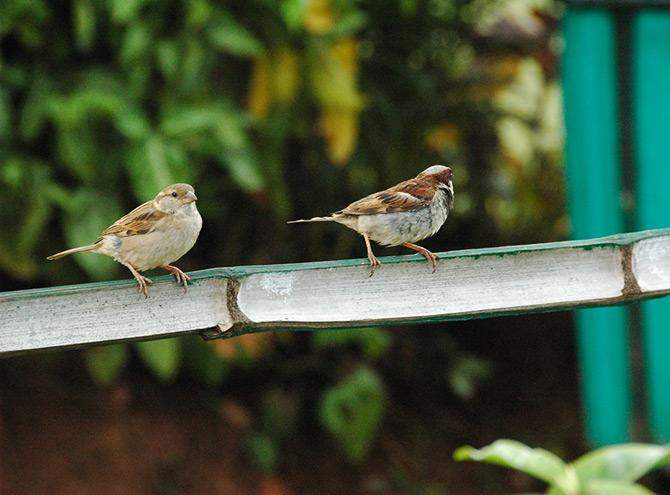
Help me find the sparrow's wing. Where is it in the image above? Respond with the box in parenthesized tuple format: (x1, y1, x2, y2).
(340, 176, 436, 215)
(98, 200, 169, 238)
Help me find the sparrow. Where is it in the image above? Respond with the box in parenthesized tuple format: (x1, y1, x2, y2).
(47, 183, 203, 297)
(289, 165, 454, 275)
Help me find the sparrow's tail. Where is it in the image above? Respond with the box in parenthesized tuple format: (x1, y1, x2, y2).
(287, 216, 335, 224)
(46, 244, 97, 260)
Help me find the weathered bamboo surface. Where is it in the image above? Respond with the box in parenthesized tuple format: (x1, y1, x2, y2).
(2, 229, 670, 355)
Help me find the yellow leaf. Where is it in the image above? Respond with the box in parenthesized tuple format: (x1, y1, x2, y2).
(332, 38, 359, 77)
(313, 38, 363, 164)
(426, 122, 460, 153)
(321, 107, 359, 165)
(309, 38, 363, 108)
(304, 0, 334, 35)
(247, 56, 273, 120)
(272, 46, 300, 103)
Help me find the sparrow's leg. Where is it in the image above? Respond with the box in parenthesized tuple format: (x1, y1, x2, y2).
(121, 262, 153, 298)
(363, 234, 381, 277)
(159, 265, 191, 292)
(402, 242, 439, 273)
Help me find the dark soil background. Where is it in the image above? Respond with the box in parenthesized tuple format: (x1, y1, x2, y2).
(1, 312, 586, 495)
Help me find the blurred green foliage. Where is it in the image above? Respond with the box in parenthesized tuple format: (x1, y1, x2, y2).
(312, 326, 391, 359)
(319, 366, 385, 464)
(0, 0, 563, 469)
(84, 342, 129, 385)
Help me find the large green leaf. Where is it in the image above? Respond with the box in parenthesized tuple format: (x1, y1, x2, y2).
(46, 71, 125, 127)
(160, 103, 247, 149)
(0, 87, 11, 140)
(73, 0, 95, 51)
(217, 149, 265, 193)
(583, 480, 656, 495)
(156, 40, 179, 80)
(109, 0, 146, 24)
(115, 107, 151, 140)
(280, 0, 307, 32)
(572, 444, 670, 484)
(330, 11, 367, 37)
(120, 22, 151, 65)
(16, 176, 51, 254)
(85, 344, 130, 386)
(161, 105, 225, 137)
(0, 155, 24, 188)
(186, 0, 213, 28)
(319, 367, 385, 464)
(454, 440, 578, 494)
(54, 126, 97, 181)
(178, 38, 206, 91)
(126, 134, 192, 201)
(135, 338, 182, 382)
(62, 189, 123, 279)
(207, 14, 264, 57)
(19, 77, 51, 140)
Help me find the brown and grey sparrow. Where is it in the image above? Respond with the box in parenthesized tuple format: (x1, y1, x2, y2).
(289, 165, 454, 275)
(47, 183, 202, 297)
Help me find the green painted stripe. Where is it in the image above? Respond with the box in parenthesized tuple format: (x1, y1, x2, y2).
(3, 228, 669, 303)
(633, 10, 670, 443)
(563, 8, 632, 445)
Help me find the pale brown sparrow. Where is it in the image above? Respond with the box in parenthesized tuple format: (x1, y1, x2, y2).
(47, 183, 203, 297)
(289, 165, 454, 275)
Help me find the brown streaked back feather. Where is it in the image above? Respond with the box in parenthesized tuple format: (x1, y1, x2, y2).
(339, 175, 439, 215)
(98, 200, 168, 239)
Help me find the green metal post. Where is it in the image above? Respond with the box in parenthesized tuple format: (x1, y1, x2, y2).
(563, 8, 632, 444)
(633, 11, 670, 443)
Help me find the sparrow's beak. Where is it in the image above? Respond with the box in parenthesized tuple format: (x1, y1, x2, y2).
(184, 191, 198, 203)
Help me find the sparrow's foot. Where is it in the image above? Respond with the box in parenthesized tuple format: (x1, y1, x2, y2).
(160, 265, 191, 292)
(363, 234, 382, 277)
(122, 262, 153, 298)
(367, 253, 382, 277)
(135, 274, 153, 298)
(402, 243, 440, 273)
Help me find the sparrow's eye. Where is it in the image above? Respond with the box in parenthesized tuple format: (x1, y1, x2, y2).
(171, 192, 178, 198)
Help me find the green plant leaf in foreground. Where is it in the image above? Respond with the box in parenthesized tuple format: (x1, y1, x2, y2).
(454, 440, 578, 494)
(572, 443, 670, 485)
(582, 480, 655, 495)
(457, 440, 670, 495)
(135, 338, 182, 382)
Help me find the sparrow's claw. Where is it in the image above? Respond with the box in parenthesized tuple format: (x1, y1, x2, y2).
(160, 265, 191, 292)
(402, 242, 440, 273)
(428, 252, 439, 273)
(135, 275, 153, 298)
(363, 234, 382, 277)
(368, 254, 382, 277)
(121, 262, 153, 298)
